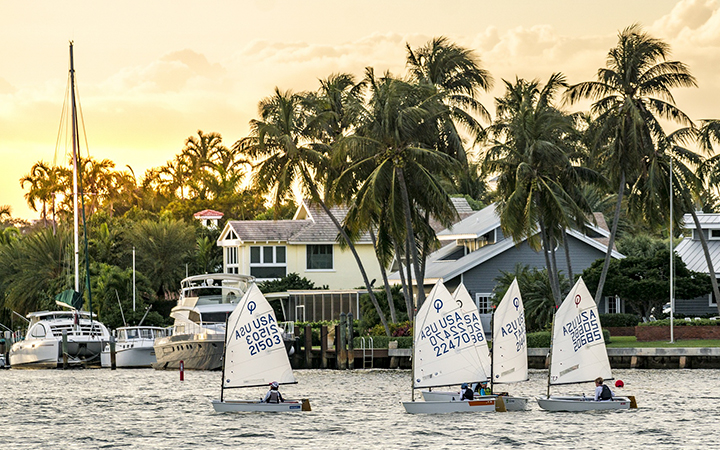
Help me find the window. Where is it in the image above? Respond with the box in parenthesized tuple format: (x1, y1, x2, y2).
(307, 244, 333, 270)
(606, 295, 621, 314)
(711, 230, 720, 240)
(225, 247, 238, 274)
(475, 293, 492, 314)
(249, 245, 287, 279)
(711, 287, 718, 307)
(30, 324, 47, 338)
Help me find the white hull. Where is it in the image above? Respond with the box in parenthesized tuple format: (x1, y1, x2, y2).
(537, 395, 633, 412)
(153, 333, 225, 370)
(211, 399, 311, 413)
(420, 390, 529, 411)
(101, 344, 156, 368)
(402, 398, 497, 414)
(8, 339, 59, 369)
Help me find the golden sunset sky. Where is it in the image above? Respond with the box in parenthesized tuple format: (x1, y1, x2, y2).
(1, 0, 719, 220)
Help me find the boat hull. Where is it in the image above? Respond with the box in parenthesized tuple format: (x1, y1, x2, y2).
(9, 337, 104, 369)
(402, 398, 496, 414)
(101, 343, 157, 368)
(153, 334, 224, 370)
(420, 391, 529, 411)
(537, 395, 633, 412)
(211, 399, 311, 413)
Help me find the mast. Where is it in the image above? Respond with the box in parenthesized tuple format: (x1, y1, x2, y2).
(69, 42, 79, 292)
(546, 308, 557, 398)
(489, 304, 495, 394)
(670, 156, 674, 343)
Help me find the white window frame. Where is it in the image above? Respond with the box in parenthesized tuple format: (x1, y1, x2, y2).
(225, 246, 239, 274)
(475, 292, 493, 314)
(306, 244, 334, 271)
(606, 295, 621, 314)
(710, 293, 718, 307)
(249, 245, 287, 279)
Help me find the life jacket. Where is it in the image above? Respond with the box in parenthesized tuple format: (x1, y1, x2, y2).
(267, 390, 281, 403)
(600, 384, 612, 400)
(461, 388, 474, 400)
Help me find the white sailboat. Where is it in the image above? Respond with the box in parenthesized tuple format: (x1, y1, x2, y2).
(211, 283, 310, 413)
(402, 280, 502, 414)
(537, 277, 637, 412)
(421, 279, 529, 410)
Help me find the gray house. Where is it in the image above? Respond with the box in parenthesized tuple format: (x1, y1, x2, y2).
(390, 203, 625, 329)
(674, 212, 720, 316)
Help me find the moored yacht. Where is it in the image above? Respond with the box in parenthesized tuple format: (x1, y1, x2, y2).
(9, 311, 110, 369)
(101, 326, 169, 368)
(153, 273, 254, 371)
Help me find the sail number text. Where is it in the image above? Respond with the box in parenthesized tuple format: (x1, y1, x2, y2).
(420, 311, 485, 357)
(561, 309, 602, 352)
(234, 313, 282, 356)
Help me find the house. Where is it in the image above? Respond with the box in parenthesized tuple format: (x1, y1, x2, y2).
(674, 212, 720, 316)
(193, 209, 224, 229)
(389, 203, 625, 329)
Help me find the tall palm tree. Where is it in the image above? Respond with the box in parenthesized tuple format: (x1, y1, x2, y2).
(564, 24, 697, 304)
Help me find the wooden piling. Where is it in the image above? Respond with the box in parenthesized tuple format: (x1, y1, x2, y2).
(347, 312, 355, 370)
(320, 325, 328, 369)
(679, 356, 687, 369)
(62, 330, 68, 369)
(110, 336, 117, 370)
(304, 324, 313, 369)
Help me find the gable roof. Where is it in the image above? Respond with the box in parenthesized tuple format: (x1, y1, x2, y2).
(193, 209, 224, 219)
(675, 213, 720, 274)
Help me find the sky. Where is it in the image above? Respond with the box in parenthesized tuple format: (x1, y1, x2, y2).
(1, 0, 719, 220)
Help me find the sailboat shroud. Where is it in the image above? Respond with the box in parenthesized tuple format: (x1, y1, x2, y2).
(211, 283, 309, 412)
(537, 277, 635, 412)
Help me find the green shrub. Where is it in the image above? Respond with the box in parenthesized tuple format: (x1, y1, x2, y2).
(352, 336, 413, 349)
(526, 329, 611, 347)
(599, 313, 641, 328)
(638, 318, 720, 327)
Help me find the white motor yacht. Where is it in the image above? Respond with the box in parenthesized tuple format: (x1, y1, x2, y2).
(101, 326, 169, 368)
(9, 311, 110, 369)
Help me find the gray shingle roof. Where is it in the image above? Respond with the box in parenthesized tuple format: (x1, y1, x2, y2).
(675, 237, 720, 274)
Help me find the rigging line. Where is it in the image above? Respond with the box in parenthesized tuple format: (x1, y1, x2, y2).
(54, 72, 72, 168)
(73, 76, 92, 159)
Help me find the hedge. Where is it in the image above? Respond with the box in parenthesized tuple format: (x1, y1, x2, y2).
(638, 318, 720, 327)
(526, 330, 611, 347)
(352, 336, 413, 349)
(599, 313, 640, 328)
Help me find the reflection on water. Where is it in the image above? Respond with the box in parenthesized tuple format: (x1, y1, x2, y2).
(0, 368, 718, 449)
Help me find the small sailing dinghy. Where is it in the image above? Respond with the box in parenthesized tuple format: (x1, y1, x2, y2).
(421, 279, 529, 410)
(402, 280, 503, 414)
(211, 283, 310, 413)
(537, 277, 637, 412)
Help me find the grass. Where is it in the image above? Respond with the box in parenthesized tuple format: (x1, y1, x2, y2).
(606, 335, 720, 348)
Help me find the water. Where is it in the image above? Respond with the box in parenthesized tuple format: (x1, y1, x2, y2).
(1, 368, 718, 449)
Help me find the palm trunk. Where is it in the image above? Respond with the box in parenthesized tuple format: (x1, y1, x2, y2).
(594, 171, 625, 305)
(370, 228, 397, 323)
(396, 166, 426, 308)
(405, 233, 415, 316)
(314, 196, 391, 337)
(562, 228, 574, 282)
(394, 238, 413, 322)
(539, 221, 561, 306)
(690, 209, 720, 315)
(549, 235, 562, 301)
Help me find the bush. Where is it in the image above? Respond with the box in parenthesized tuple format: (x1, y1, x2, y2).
(366, 321, 412, 337)
(526, 330, 611, 347)
(352, 336, 413, 349)
(638, 318, 720, 327)
(599, 313, 641, 328)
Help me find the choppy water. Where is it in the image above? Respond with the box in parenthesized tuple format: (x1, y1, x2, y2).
(0, 368, 718, 449)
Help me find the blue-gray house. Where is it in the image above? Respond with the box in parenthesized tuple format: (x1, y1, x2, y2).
(389, 203, 625, 329)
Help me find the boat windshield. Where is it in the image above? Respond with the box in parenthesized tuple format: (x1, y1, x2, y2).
(201, 312, 231, 324)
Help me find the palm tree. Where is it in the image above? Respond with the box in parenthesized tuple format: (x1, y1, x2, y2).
(237, 87, 392, 336)
(564, 24, 697, 304)
(483, 73, 592, 305)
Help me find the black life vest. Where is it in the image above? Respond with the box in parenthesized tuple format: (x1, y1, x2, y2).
(600, 384, 612, 400)
(461, 388, 474, 400)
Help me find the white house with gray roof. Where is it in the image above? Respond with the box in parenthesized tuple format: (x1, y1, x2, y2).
(674, 212, 720, 315)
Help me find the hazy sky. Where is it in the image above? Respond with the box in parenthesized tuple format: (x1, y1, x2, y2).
(2, 0, 719, 220)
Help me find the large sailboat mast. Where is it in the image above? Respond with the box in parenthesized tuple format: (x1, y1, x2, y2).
(69, 41, 80, 292)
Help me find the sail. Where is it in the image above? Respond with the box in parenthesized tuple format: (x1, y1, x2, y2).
(452, 284, 491, 377)
(549, 277, 611, 385)
(492, 278, 528, 383)
(414, 281, 488, 389)
(223, 283, 295, 389)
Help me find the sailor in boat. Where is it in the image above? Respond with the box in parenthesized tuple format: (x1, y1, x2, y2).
(594, 377, 614, 401)
(460, 383, 474, 401)
(263, 381, 285, 403)
(477, 381, 490, 396)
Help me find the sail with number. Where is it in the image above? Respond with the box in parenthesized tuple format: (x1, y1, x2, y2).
(452, 284, 491, 377)
(413, 281, 488, 389)
(492, 278, 528, 384)
(223, 283, 295, 389)
(549, 277, 611, 385)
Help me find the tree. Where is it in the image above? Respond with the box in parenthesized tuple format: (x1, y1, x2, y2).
(565, 24, 697, 305)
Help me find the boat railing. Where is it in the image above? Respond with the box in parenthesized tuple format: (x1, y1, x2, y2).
(279, 321, 295, 338)
(50, 323, 107, 338)
(360, 336, 374, 369)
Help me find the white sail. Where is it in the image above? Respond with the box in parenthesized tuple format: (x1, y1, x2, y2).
(549, 277, 611, 385)
(223, 283, 295, 389)
(414, 281, 488, 389)
(452, 284, 491, 377)
(492, 278, 528, 384)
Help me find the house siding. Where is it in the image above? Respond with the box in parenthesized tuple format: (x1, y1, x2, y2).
(676, 295, 717, 316)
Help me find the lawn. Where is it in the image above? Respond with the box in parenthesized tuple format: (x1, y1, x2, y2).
(606, 335, 720, 348)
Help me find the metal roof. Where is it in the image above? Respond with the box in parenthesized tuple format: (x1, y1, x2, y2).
(675, 237, 720, 273)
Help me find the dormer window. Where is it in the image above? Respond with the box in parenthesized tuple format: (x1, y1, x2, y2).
(458, 229, 497, 253)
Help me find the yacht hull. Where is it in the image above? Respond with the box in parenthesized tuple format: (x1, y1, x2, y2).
(9, 338, 104, 369)
(153, 334, 224, 370)
(537, 395, 633, 412)
(420, 391, 529, 411)
(211, 399, 311, 413)
(101, 344, 156, 368)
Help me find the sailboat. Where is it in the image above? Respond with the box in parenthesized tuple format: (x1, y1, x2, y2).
(402, 280, 503, 414)
(421, 279, 529, 410)
(211, 283, 311, 412)
(537, 277, 637, 412)
(9, 42, 110, 369)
